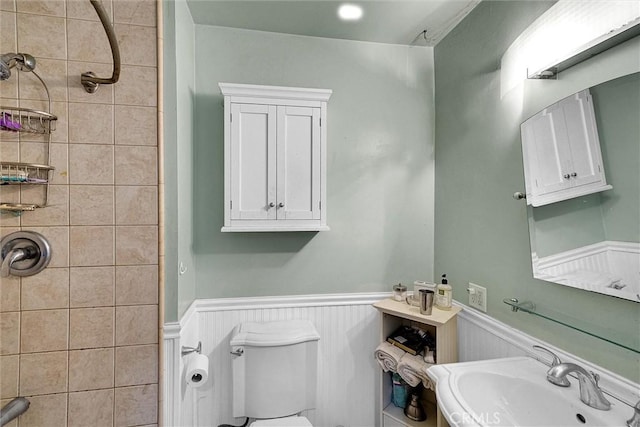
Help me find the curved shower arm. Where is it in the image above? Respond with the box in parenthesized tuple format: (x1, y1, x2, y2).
(81, 0, 121, 93)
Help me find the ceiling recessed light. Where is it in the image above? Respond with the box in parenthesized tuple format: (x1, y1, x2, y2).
(338, 4, 363, 21)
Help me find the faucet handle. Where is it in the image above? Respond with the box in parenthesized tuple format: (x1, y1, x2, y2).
(532, 345, 563, 366)
(627, 399, 640, 427)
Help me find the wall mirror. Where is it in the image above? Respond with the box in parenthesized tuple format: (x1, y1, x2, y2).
(521, 72, 639, 302)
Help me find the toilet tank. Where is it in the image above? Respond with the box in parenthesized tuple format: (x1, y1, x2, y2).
(230, 320, 320, 419)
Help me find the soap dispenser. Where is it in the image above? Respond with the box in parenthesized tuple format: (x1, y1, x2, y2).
(436, 274, 452, 310)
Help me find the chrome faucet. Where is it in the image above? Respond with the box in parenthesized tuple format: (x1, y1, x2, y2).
(546, 363, 611, 410)
(628, 400, 640, 427)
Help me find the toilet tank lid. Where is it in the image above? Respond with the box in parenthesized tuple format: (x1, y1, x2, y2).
(230, 320, 320, 347)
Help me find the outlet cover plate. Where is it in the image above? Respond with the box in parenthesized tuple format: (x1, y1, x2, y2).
(468, 282, 487, 312)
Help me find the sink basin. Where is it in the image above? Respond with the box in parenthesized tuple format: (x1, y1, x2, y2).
(427, 357, 629, 427)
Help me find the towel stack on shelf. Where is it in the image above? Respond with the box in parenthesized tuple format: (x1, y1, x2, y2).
(374, 342, 435, 390)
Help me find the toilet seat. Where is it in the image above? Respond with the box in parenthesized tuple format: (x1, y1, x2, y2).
(250, 416, 312, 426)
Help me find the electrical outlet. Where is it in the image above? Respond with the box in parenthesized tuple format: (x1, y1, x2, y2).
(467, 282, 487, 312)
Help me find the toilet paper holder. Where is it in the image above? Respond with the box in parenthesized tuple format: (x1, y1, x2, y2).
(181, 341, 201, 356)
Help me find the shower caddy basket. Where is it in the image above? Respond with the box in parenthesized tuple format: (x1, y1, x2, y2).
(0, 71, 57, 213)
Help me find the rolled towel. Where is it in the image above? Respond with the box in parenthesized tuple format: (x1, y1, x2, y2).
(374, 342, 405, 373)
(423, 349, 435, 364)
(397, 353, 434, 388)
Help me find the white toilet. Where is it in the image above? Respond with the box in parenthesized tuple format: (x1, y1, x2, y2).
(230, 319, 320, 426)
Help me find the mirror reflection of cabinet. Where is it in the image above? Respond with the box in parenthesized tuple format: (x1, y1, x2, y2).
(521, 89, 612, 207)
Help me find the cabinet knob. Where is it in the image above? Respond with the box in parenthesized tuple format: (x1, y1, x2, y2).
(563, 174, 571, 179)
(268, 202, 275, 208)
(571, 172, 577, 177)
(278, 202, 284, 208)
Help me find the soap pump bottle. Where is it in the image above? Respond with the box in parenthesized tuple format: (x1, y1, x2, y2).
(436, 274, 452, 310)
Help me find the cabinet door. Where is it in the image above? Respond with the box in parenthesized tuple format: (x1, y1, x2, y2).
(276, 106, 321, 221)
(230, 103, 277, 220)
(521, 105, 572, 198)
(559, 91, 603, 189)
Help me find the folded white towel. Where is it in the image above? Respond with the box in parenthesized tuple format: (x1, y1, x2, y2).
(374, 342, 405, 373)
(397, 353, 434, 390)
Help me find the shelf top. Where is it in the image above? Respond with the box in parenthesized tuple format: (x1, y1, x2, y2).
(373, 298, 460, 326)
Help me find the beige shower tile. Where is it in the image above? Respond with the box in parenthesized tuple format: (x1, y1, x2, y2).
(16, 0, 65, 16)
(0, 141, 19, 161)
(67, 61, 114, 105)
(69, 103, 114, 144)
(16, 14, 66, 60)
(69, 307, 114, 349)
(0, 13, 17, 99)
(115, 105, 157, 146)
(115, 65, 157, 107)
(115, 186, 157, 225)
(49, 142, 69, 184)
(0, 276, 20, 312)
(68, 389, 114, 427)
(115, 265, 157, 305)
(29, 226, 69, 268)
(20, 309, 68, 353)
(69, 185, 114, 226)
(115, 344, 157, 387)
(116, 23, 157, 67)
(21, 267, 69, 310)
(0, 355, 18, 398)
(114, 384, 157, 427)
(0, 312, 19, 355)
(19, 351, 67, 395)
(70, 266, 115, 308)
(69, 347, 114, 391)
(17, 393, 67, 426)
(0, 0, 15, 12)
(69, 144, 114, 185)
(115, 305, 157, 346)
(68, 18, 113, 64)
(68, 0, 112, 20)
(114, 146, 157, 185)
(18, 58, 67, 102)
(114, 0, 156, 27)
(21, 185, 69, 226)
(69, 225, 114, 266)
(115, 225, 157, 265)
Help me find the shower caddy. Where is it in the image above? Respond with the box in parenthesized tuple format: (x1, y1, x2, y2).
(0, 72, 57, 214)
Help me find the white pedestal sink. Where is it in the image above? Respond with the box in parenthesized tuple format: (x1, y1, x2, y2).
(427, 357, 632, 427)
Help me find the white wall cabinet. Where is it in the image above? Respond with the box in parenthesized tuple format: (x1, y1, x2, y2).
(373, 299, 460, 427)
(521, 89, 612, 207)
(219, 83, 331, 232)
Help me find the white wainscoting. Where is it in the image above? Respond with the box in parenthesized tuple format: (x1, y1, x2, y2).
(164, 293, 387, 427)
(164, 295, 639, 427)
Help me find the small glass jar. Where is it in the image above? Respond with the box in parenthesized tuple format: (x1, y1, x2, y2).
(392, 283, 407, 302)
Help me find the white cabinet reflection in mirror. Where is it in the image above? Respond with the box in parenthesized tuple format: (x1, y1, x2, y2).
(521, 89, 612, 207)
(219, 83, 331, 232)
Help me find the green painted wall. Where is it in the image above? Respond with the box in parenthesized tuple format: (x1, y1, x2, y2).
(163, 0, 197, 322)
(191, 26, 436, 299)
(434, 0, 639, 381)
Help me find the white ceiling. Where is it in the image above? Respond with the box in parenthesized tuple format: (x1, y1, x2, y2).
(185, 1, 482, 46)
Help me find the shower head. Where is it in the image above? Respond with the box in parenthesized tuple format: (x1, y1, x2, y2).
(0, 53, 36, 80)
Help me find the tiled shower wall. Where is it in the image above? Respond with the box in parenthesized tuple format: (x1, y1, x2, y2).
(0, 0, 159, 425)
